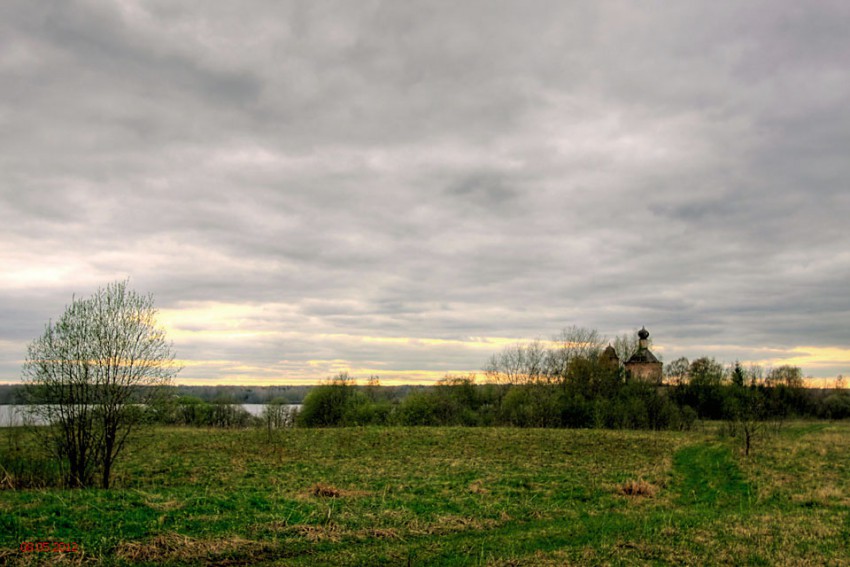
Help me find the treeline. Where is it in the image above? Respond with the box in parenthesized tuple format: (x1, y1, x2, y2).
(137, 386, 415, 428)
(0, 385, 24, 404)
(169, 385, 309, 404)
(297, 374, 698, 430)
(296, 327, 850, 429)
(0, 383, 420, 405)
(0, 384, 311, 405)
(296, 370, 850, 430)
(664, 357, 850, 420)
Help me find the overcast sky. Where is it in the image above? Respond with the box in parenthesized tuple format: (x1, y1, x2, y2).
(2, 1, 849, 385)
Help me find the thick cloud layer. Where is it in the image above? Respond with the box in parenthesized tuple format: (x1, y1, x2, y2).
(2, 1, 849, 383)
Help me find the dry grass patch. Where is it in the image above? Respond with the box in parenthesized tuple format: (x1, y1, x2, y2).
(286, 523, 344, 543)
(407, 514, 500, 536)
(0, 465, 16, 490)
(307, 482, 370, 499)
(114, 532, 269, 564)
(136, 490, 185, 512)
(356, 527, 402, 541)
(792, 484, 850, 507)
(311, 482, 343, 498)
(1, 551, 87, 567)
(267, 522, 400, 543)
(619, 479, 658, 498)
(148, 499, 184, 512)
(486, 548, 588, 567)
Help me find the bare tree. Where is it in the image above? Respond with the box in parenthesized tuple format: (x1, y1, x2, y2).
(262, 398, 292, 437)
(545, 326, 605, 381)
(747, 364, 765, 386)
(728, 387, 766, 457)
(484, 340, 549, 385)
(665, 357, 690, 385)
(765, 365, 804, 388)
(22, 280, 178, 488)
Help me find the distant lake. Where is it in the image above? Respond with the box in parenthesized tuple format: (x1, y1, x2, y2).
(0, 404, 301, 427)
(0, 405, 37, 426)
(241, 404, 301, 417)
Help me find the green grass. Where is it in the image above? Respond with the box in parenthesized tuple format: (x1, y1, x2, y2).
(2, 422, 850, 565)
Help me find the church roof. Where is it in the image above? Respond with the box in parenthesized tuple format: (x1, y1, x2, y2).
(625, 348, 660, 364)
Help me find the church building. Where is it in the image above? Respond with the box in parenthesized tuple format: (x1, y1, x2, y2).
(624, 327, 663, 384)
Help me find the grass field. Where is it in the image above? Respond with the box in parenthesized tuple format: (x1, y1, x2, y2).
(1, 422, 849, 565)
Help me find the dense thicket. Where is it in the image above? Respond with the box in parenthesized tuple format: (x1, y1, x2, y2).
(292, 373, 846, 430)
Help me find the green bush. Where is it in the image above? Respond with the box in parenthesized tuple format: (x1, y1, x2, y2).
(395, 391, 444, 425)
(559, 392, 593, 428)
(499, 386, 537, 427)
(821, 393, 850, 419)
(297, 375, 355, 427)
(297, 373, 391, 427)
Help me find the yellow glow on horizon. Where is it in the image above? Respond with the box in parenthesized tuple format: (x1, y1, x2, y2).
(148, 301, 850, 386)
(170, 352, 482, 385)
(754, 346, 850, 369)
(662, 343, 850, 373)
(173, 367, 480, 386)
(351, 368, 480, 384)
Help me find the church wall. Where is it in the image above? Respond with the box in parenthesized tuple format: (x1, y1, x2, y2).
(626, 362, 663, 385)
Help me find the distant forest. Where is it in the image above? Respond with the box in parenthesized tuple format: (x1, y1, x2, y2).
(0, 383, 424, 405)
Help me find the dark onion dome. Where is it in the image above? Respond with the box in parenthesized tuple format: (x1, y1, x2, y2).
(638, 327, 649, 340)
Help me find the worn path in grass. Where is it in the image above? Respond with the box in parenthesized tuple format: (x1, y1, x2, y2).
(673, 443, 751, 510)
(284, 442, 753, 566)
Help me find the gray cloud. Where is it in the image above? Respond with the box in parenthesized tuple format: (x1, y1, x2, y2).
(2, 0, 849, 383)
